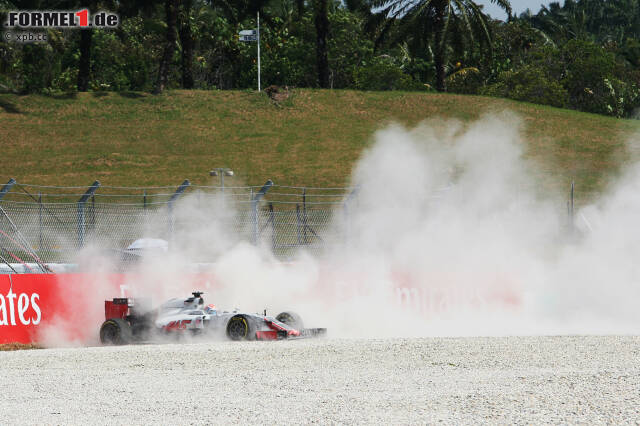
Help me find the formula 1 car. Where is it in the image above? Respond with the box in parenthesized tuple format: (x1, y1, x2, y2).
(99, 292, 326, 345)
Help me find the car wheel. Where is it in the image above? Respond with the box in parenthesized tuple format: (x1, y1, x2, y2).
(99, 318, 133, 345)
(226, 315, 254, 341)
(276, 311, 304, 330)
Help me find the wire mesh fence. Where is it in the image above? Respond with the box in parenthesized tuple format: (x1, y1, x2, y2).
(0, 180, 356, 266)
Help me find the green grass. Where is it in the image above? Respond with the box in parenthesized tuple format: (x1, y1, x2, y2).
(1, 89, 638, 202)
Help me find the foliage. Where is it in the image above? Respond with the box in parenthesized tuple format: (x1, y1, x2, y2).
(0, 39, 24, 92)
(482, 65, 568, 108)
(327, 8, 374, 88)
(482, 39, 640, 117)
(236, 14, 315, 88)
(0, 0, 639, 118)
(482, 20, 554, 82)
(353, 55, 424, 90)
(368, 0, 511, 91)
(235, 9, 376, 89)
(525, 0, 640, 44)
(446, 66, 483, 95)
(192, 11, 241, 89)
(560, 40, 625, 115)
(20, 43, 63, 93)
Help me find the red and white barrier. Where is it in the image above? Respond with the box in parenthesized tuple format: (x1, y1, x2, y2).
(0, 273, 220, 345)
(0, 274, 119, 344)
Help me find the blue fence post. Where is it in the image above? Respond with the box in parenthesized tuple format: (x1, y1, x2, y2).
(77, 181, 100, 248)
(167, 180, 191, 241)
(252, 180, 273, 245)
(0, 178, 16, 202)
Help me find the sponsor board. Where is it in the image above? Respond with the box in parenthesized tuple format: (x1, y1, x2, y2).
(0, 274, 56, 344)
(0, 274, 118, 344)
(0, 275, 41, 327)
(0, 273, 219, 345)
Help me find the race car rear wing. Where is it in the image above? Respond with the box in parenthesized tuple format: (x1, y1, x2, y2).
(104, 297, 153, 320)
(105, 298, 130, 320)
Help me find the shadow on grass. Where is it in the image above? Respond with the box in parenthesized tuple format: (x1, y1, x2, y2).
(49, 92, 78, 100)
(0, 98, 21, 114)
(118, 91, 146, 99)
(92, 91, 109, 98)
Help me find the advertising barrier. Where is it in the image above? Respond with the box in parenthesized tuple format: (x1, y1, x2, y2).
(0, 274, 119, 344)
(1, 269, 521, 345)
(0, 273, 219, 345)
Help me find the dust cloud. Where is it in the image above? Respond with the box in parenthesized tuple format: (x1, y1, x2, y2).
(64, 112, 640, 342)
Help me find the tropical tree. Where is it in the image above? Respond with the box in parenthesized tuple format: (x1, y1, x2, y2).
(77, 1, 96, 91)
(370, 0, 511, 91)
(154, 0, 179, 93)
(314, 0, 330, 87)
(178, 0, 195, 89)
(528, 0, 592, 42)
(527, 0, 640, 44)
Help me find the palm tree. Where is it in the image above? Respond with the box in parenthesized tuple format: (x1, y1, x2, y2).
(154, 0, 179, 94)
(179, 0, 195, 89)
(76, 0, 105, 92)
(529, 0, 640, 44)
(371, 0, 511, 91)
(529, 1, 592, 42)
(314, 0, 330, 87)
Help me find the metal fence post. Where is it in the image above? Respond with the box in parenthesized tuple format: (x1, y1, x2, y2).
(252, 180, 273, 245)
(568, 181, 575, 234)
(296, 204, 302, 244)
(91, 194, 96, 233)
(302, 188, 307, 244)
(343, 186, 360, 246)
(77, 180, 100, 248)
(167, 179, 191, 242)
(0, 178, 16, 202)
(269, 203, 276, 251)
(38, 192, 43, 250)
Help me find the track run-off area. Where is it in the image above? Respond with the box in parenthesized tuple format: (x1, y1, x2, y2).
(1, 336, 639, 424)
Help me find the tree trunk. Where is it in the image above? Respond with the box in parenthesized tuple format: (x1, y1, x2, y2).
(179, 0, 194, 89)
(154, 0, 179, 94)
(314, 0, 330, 88)
(433, 0, 447, 92)
(77, 29, 92, 92)
(297, 0, 305, 19)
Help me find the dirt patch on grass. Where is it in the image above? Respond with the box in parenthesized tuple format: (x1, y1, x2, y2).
(0, 343, 43, 351)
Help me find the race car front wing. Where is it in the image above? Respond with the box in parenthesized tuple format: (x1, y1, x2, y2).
(255, 327, 327, 340)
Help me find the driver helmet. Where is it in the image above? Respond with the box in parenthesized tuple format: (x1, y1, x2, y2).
(204, 304, 217, 315)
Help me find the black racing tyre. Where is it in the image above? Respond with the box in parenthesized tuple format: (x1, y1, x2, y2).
(276, 311, 304, 330)
(226, 315, 254, 341)
(99, 318, 133, 345)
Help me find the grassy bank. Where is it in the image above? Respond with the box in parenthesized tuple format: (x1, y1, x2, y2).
(1, 89, 638, 200)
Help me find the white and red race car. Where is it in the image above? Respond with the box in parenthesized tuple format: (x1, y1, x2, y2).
(99, 292, 326, 344)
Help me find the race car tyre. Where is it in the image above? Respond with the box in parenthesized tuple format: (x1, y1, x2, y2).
(226, 315, 254, 341)
(276, 311, 304, 330)
(99, 318, 133, 345)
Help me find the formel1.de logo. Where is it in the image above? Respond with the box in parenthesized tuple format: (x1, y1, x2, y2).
(4, 9, 119, 28)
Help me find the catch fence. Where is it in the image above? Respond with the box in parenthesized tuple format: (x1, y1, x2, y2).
(0, 179, 358, 266)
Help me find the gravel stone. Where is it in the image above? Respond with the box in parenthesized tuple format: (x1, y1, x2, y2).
(1, 336, 639, 424)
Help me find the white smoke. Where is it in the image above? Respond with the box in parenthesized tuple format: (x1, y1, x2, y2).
(57, 111, 640, 345)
